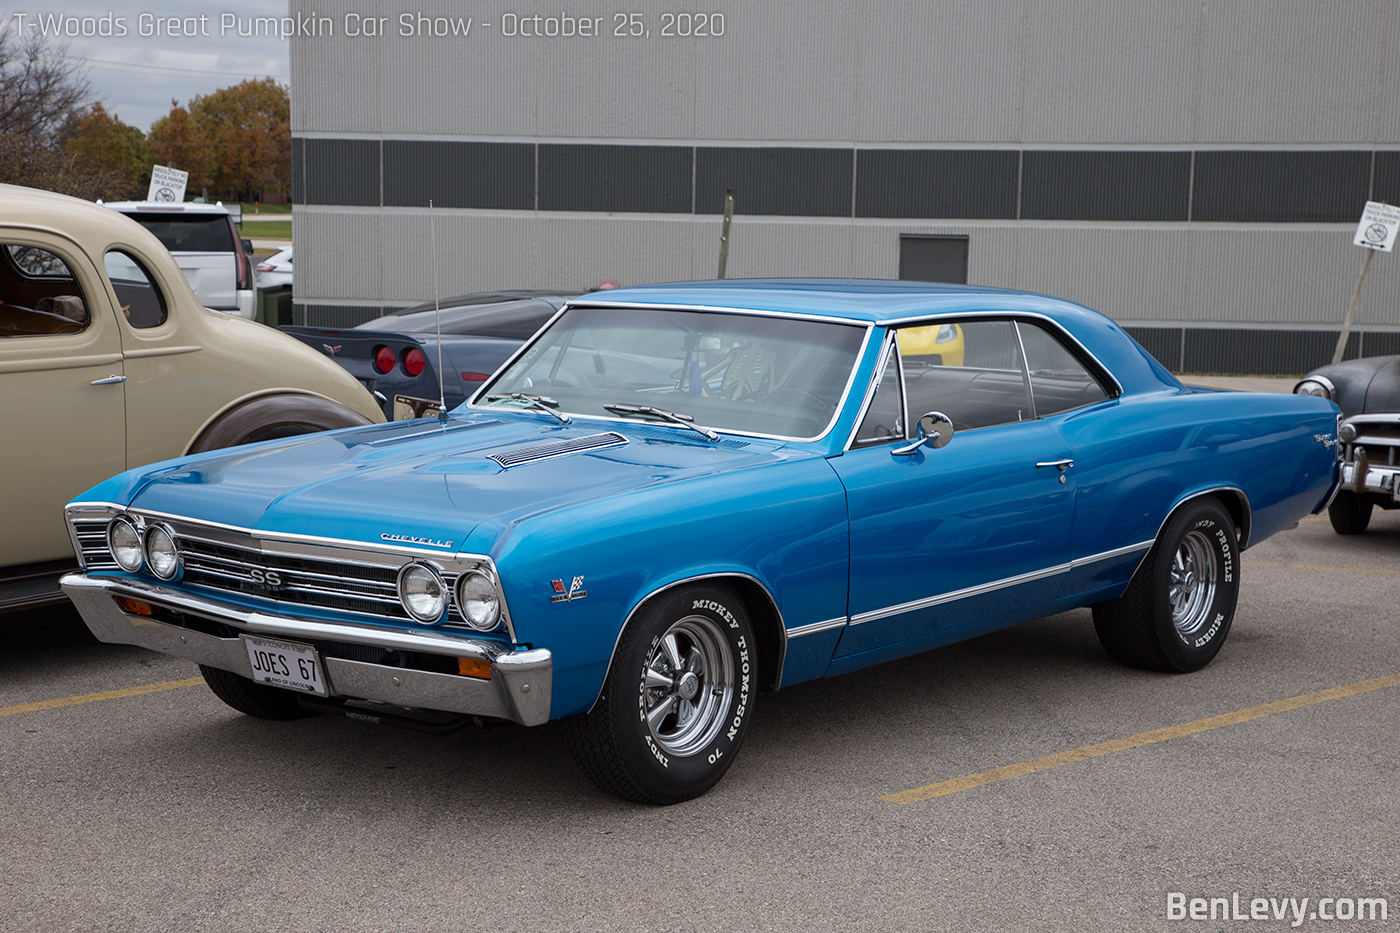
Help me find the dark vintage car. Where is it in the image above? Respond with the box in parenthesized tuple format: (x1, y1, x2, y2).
(1295, 356, 1400, 534)
(280, 292, 571, 420)
(62, 279, 1341, 803)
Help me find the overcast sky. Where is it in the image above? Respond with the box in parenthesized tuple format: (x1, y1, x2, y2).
(4, 2, 290, 131)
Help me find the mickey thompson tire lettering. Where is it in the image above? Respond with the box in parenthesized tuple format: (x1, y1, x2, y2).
(1092, 497, 1241, 674)
(566, 583, 756, 804)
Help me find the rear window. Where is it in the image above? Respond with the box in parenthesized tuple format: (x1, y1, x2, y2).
(124, 213, 236, 252)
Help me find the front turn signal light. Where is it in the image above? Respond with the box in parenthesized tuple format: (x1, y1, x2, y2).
(457, 657, 492, 680)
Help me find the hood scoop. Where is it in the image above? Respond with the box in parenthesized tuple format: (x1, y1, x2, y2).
(489, 432, 629, 468)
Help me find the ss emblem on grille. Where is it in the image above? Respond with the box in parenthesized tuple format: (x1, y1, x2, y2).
(248, 568, 283, 587)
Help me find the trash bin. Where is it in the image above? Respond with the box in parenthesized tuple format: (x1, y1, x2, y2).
(255, 285, 293, 327)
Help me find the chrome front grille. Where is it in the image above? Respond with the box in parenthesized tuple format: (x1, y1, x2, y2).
(62, 504, 511, 638)
(176, 533, 417, 620)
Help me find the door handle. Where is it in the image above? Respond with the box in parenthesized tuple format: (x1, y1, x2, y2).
(1034, 458, 1074, 471)
(90, 375, 126, 385)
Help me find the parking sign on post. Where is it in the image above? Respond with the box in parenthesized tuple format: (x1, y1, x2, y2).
(1353, 201, 1399, 252)
(146, 165, 189, 204)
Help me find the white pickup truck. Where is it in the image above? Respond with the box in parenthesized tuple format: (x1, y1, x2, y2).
(102, 200, 256, 318)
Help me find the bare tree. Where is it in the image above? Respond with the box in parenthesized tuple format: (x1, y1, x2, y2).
(0, 24, 105, 195)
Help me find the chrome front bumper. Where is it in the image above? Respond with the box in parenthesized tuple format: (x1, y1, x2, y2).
(60, 574, 552, 726)
(1341, 457, 1400, 500)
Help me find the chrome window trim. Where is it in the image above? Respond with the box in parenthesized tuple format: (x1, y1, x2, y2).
(467, 303, 876, 444)
(848, 540, 1154, 627)
(785, 617, 847, 638)
(1011, 320, 1038, 421)
(844, 332, 900, 450)
(879, 310, 1124, 399)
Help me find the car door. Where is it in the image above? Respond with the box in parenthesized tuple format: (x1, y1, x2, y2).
(0, 236, 126, 566)
(827, 318, 1078, 662)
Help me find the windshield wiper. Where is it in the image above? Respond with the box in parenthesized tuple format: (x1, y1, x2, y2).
(603, 403, 719, 441)
(484, 393, 571, 424)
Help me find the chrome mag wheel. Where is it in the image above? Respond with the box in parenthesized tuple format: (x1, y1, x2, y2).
(642, 615, 735, 757)
(1169, 530, 1218, 638)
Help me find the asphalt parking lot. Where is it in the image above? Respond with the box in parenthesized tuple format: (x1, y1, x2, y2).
(4, 504, 1397, 933)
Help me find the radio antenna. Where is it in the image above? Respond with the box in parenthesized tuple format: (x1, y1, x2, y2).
(429, 200, 448, 422)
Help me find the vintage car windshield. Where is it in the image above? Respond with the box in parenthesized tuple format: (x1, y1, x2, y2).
(477, 305, 867, 439)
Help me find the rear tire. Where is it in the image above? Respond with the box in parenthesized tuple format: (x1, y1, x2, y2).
(199, 665, 316, 720)
(1327, 491, 1373, 535)
(1093, 498, 1240, 673)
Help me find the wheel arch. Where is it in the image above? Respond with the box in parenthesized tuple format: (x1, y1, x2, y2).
(1122, 486, 1251, 592)
(589, 572, 788, 714)
(186, 390, 375, 454)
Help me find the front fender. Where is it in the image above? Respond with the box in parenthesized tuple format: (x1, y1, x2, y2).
(486, 456, 850, 719)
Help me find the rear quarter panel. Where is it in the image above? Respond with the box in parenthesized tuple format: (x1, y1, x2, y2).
(1056, 388, 1338, 604)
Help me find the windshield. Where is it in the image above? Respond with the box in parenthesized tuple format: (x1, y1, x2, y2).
(476, 306, 867, 439)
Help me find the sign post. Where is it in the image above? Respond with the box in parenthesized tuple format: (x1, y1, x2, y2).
(1332, 201, 1397, 364)
(146, 165, 189, 204)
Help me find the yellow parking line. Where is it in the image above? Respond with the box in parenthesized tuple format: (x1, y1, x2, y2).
(881, 672, 1400, 805)
(0, 676, 205, 718)
(1246, 561, 1400, 575)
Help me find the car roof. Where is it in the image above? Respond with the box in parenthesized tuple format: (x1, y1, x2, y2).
(101, 201, 235, 215)
(575, 278, 1095, 326)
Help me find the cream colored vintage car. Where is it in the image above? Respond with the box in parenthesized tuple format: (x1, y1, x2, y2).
(1, 184, 385, 610)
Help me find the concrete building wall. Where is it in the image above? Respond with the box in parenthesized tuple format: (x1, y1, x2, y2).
(289, 0, 1400, 373)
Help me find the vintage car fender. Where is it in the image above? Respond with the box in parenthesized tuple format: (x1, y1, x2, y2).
(187, 391, 376, 453)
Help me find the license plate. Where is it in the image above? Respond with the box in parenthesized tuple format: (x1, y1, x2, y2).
(241, 635, 328, 696)
(394, 395, 443, 420)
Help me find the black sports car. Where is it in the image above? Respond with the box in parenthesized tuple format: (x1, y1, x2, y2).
(1295, 356, 1400, 534)
(281, 291, 571, 420)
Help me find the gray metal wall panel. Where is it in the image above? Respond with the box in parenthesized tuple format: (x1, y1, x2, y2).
(1017, 0, 1200, 144)
(1195, 0, 1397, 144)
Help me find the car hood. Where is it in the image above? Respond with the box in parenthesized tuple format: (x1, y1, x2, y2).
(117, 414, 809, 554)
(1362, 357, 1400, 414)
(1304, 355, 1400, 417)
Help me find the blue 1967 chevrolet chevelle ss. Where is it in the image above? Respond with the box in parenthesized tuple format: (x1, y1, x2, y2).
(61, 279, 1341, 803)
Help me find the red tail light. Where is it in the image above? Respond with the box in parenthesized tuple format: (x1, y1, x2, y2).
(372, 346, 396, 374)
(403, 347, 427, 377)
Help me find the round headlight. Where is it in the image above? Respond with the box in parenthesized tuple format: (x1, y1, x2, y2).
(456, 570, 501, 631)
(1294, 378, 1332, 400)
(144, 524, 180, 580)
(398, 562, 447, 623)
(107, 517, 144, 572)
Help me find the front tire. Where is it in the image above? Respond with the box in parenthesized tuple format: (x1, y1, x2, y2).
(199, 665, 316, 720)
(1093, 498, 1240, 673)
(567, 584, 756, 804)
(1327, 490, 1373, 535)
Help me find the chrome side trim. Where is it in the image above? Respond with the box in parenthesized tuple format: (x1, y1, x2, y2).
(590, 572, 789, 713)
(786, 617, 847, 638)
(60, 573, 552, 726)
(849, 540, 1153, 627)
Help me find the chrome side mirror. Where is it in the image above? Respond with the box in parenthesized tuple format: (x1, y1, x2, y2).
(891, 411, 954, 456)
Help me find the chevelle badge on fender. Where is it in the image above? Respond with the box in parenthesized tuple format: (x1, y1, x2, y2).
(60, 279, 1342, 803)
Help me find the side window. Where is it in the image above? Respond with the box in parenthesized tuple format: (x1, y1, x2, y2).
(0, 243, 90, 337)
(1016, 321, 1110, 417)
(853, 343, 905, 446)
(104, 251, 168, 329)
(898, 319, 1031, 430)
